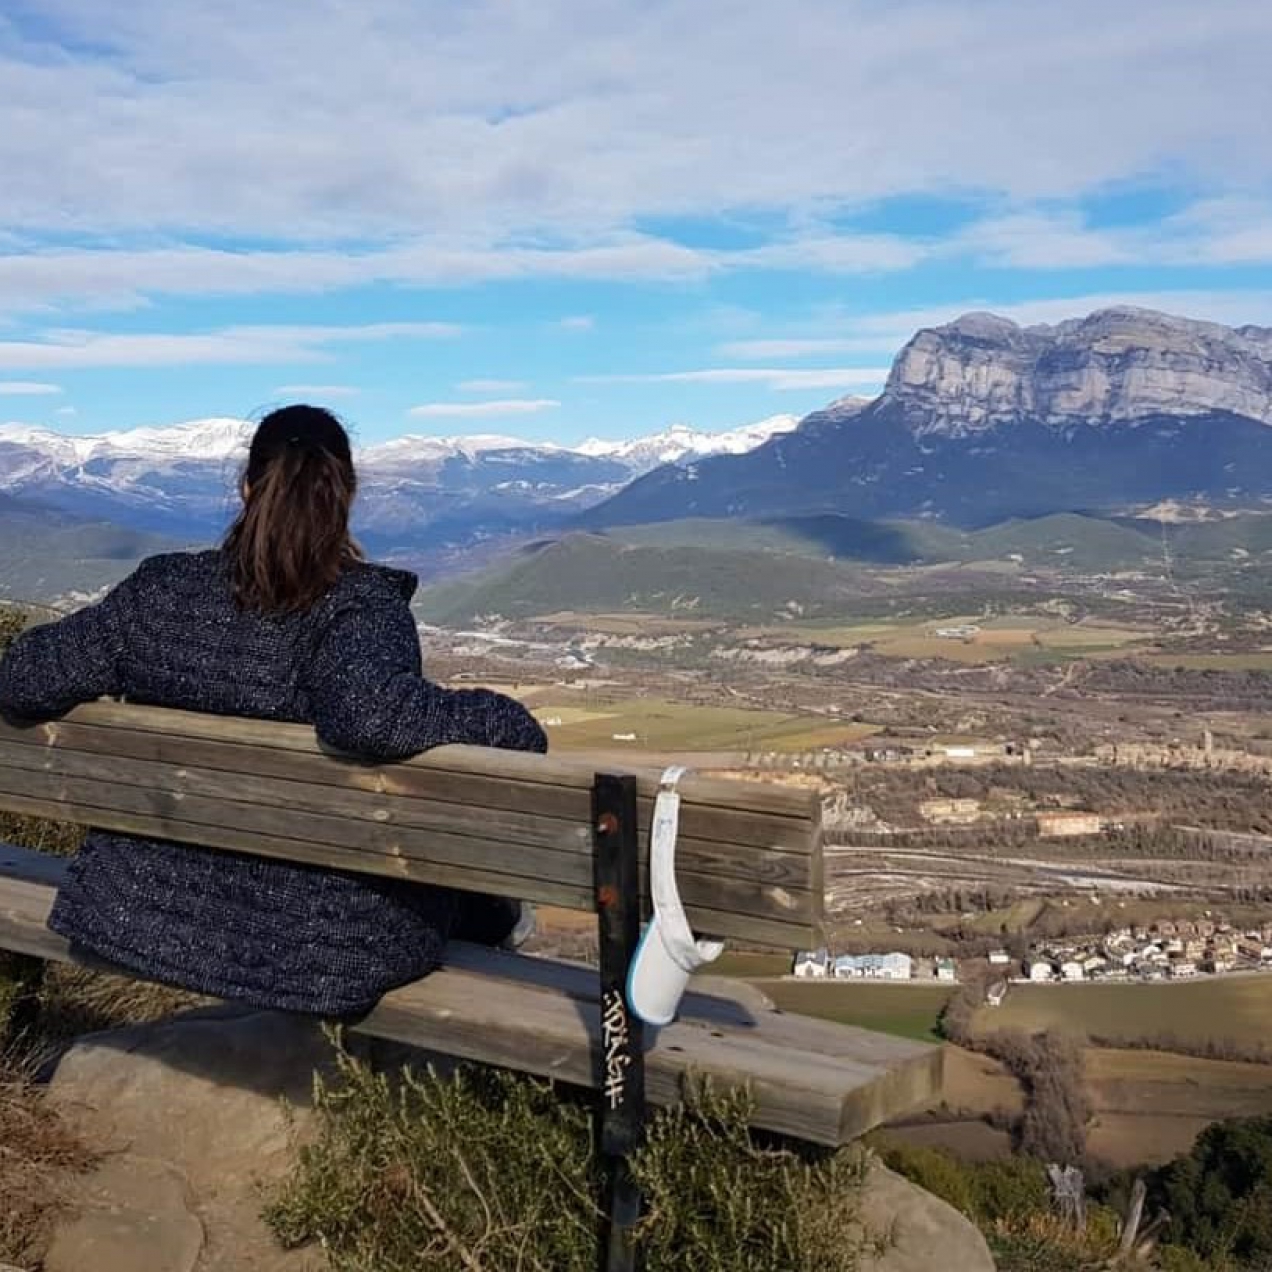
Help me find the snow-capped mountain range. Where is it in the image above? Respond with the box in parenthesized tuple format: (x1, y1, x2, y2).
(0, 413, 798, 549)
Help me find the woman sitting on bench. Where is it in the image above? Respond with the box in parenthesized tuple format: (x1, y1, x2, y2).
(0, 404, 546, 1015)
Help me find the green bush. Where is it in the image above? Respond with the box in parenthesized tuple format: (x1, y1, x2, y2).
(267, 1043, 872, 1272)
(877, 1140, 1129, 1272)
(874, 1139, 1049, 1225)
(1145, 1117, 1272, 1270)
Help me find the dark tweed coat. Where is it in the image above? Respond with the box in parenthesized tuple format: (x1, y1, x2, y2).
(0, 550, 547, 1014)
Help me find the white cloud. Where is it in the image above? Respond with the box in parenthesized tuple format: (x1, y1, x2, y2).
(0, 237, 720, 317)
(0, 380, 62, 395)
(56, 405, 77, 416)
(556, 315, 595, 330)
(1, 2, 1269, 243)
(274, 384, 361, 398)
(0, 322, 459, 370)
(457, 378, 528, 393)
(946, 199, 1272, 272)
(578, 367, 891, 391)
(804, 289, 1272, 359)
(408, 398, 560, 418)
(716, 338, 878, 359)
(720, 290, 1272, 371)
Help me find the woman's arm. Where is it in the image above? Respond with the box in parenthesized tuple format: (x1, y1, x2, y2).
(0, 570, 141, 721)
(303, 596, 547, 760)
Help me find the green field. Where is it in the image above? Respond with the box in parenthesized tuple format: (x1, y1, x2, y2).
(973, 976, 1272, 1051)
(707, 952, 791, 979)
(534, 695, 874, 753)
(754, 980, 954, 1042)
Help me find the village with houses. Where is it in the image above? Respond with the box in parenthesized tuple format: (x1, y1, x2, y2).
(791, 917, 1272, 994)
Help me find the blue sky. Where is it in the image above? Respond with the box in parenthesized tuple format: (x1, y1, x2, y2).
(2, 0, 1272, 445)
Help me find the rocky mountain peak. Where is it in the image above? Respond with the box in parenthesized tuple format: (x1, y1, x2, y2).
(885, 306, 1272, 437)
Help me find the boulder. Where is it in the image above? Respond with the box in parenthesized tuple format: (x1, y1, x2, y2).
(44, 1006, 330, 1272)
(857, 1158, 997, 1272)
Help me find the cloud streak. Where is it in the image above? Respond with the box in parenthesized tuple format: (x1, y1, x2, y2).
(457, 379, 528, 393)
(273, 384, 361, 399)
(0, 322, 459, 370)
(0, 381, 62, 395)
(408, 398, 560, 419)
(578, 367, 891, 391)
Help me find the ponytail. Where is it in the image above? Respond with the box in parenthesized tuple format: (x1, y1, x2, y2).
(223, 405, 362, 613)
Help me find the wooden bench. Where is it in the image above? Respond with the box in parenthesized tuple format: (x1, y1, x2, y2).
(0, 700, 941, 1146)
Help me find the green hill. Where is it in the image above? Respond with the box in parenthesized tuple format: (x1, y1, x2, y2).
(417, 533, 879, 623)
(0, 495, 185, 603)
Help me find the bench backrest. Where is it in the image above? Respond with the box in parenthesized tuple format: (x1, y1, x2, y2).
(0, 701, 823, 948)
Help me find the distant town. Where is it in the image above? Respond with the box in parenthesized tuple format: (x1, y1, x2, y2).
(793, 915, 1272, 991)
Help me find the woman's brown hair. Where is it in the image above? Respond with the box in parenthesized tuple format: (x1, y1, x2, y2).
(222, 404, 362, 613)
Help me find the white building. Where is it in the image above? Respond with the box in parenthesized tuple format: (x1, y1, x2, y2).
(935, 958, 958, 982)
(1060, 961, 1085, 982)
(832, 952, 913, 981)
(793, 949, 830, 978)
(1028, 961, 1055, 982)
(988, 949, 1011, 966)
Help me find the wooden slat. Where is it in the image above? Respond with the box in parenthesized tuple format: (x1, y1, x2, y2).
(0, 703, 825, 948)
(0, 776, 812, 949)
(0, 740, 814, 895)
(0, 790, 810, 951)
(0, 845, 939, 1145)
(0, 718, 813, 854)
(25, 701, 822, 821)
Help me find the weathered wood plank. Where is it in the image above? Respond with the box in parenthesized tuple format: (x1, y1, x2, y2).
(0, 718, 814, 854)
(0, 783, 814, 956)
(0, 768, 815, 947)
(0, 845, 940, 1146)
(6, 701, 821, 821)
(0, 701, 825, 947)
(0, 739, 815, 895)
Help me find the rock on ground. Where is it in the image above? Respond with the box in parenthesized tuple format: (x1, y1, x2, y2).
(43, 1006, 329, 1272)
(857, 1158, 997, 1272)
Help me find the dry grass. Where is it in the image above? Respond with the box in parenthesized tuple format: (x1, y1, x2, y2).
(0, 1055, 95, 1266)
(28, 964, 209, 1055)
(0, 961, 207, 1266)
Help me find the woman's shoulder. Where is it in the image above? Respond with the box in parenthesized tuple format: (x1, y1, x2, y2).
(324, 560, 419, 608)
(125, 549, 225, 588)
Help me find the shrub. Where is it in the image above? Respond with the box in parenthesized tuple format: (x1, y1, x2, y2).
(267, 1042, 872, 1272)
(1145, 1117, 1272, 1269)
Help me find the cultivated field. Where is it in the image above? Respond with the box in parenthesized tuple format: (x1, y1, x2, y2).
(753, 979, 954, 1043)
(736, 616, 1151, 665)
(529, 695, 873, 754)
(971, 976, 1272, 1051)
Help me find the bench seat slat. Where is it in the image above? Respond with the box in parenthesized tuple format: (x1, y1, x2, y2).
(0, 844, 939, 1146)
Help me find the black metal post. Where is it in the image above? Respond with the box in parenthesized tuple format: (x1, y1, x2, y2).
(593, 772, 645, 1272)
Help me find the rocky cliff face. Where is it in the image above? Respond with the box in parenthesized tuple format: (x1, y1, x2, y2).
(887, 306, 1272, 436)
(588, 306, 1272, 528)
